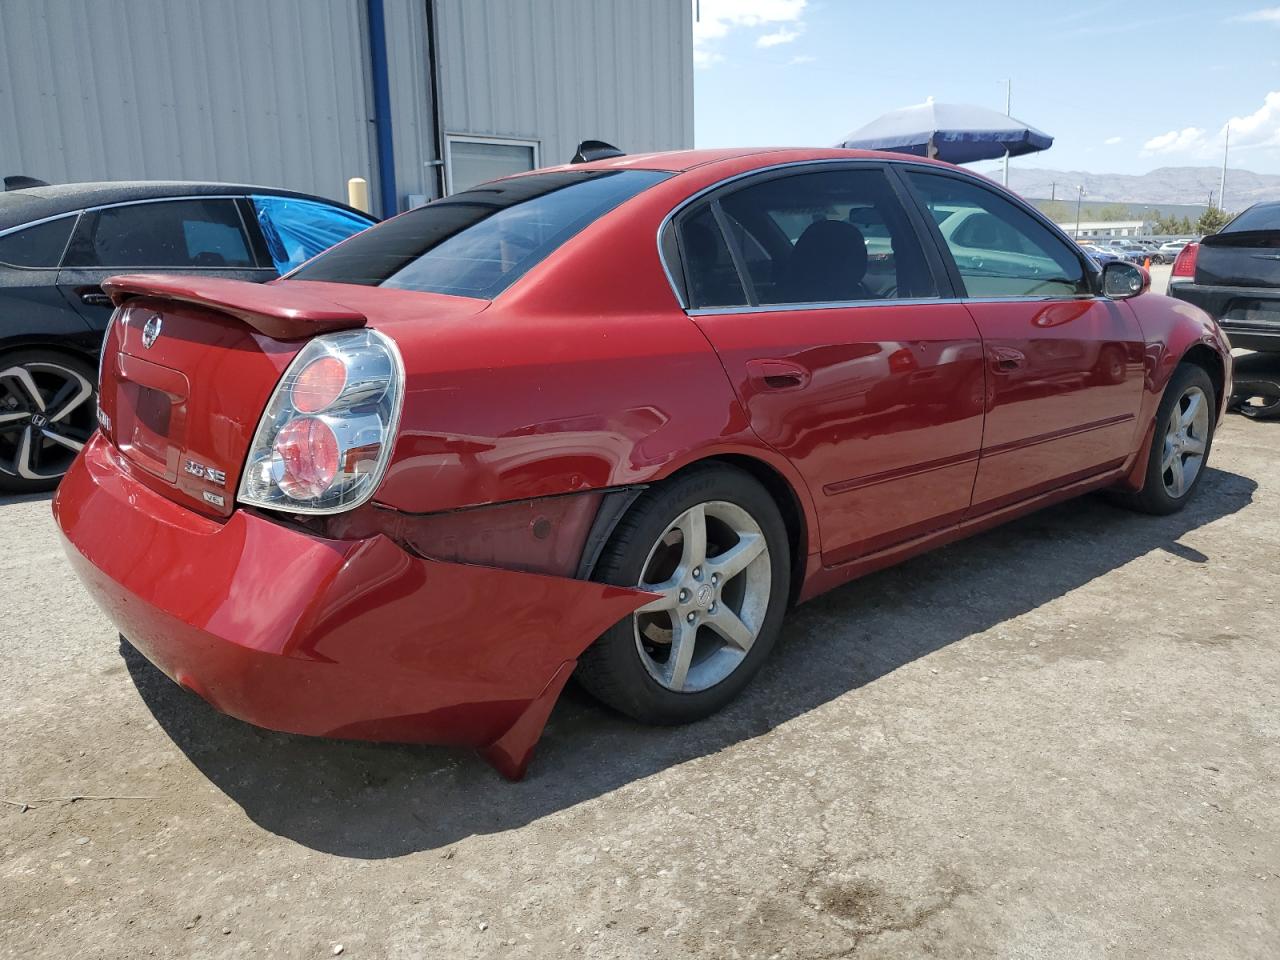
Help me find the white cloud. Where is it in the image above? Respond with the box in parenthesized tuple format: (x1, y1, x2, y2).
(1230, 6, 1280, 23)
(1223, 90, 1280, 149)
(693, 0, 807, 67)
(1104, 136, 1123, 145)
(757, 26, 801, 47)
(789, 54, 816, 64)
(1142, 126, 1208, 155)
(1141, 90, 1280, 159)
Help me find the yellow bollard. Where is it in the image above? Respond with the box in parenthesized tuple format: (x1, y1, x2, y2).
(347, 177, 370, 214)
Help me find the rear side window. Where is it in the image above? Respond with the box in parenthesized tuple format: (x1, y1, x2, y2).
(0, 216, 75, 268)
(64, 199, 254, 268)
(677, 205, 746, 308)
(680, 167, 938, 309)
(905, 172, 1088, 298)
(252, 195, 374, 273)
(290, 170, 670, 300)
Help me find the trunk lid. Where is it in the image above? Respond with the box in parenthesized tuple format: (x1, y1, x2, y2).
(97, 274, 485, 518)
(1195, 230, 1280, 288)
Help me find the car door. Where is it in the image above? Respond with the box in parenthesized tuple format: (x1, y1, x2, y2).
(672, 163, 986, 566)
(56, 197, 276, 333)
(901, 169, 1146, 513)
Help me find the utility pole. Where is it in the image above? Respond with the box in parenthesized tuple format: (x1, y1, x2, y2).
(1219, 125, 1230, 213)
(1050, 181, 1057, 201)
(1000, 78, 1012, 187)
(1075, 185, 1085, 239)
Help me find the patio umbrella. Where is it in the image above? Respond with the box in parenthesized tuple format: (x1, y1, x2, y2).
(835, 100, 1052, 164)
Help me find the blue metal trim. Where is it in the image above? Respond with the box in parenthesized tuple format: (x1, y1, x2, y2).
(366, 0, 397, 217)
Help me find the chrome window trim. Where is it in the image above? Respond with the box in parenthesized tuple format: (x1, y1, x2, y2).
(655, 156, 1098, 313)
(686, 294, 1098, 317)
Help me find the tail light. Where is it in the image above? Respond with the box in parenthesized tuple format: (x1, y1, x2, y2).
(238, 329, 404, 514)
(1171, 243, 1199, 279)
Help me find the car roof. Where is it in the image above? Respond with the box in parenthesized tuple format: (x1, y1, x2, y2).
(0, 180, 371, 232)
(539, 146, 949, 175)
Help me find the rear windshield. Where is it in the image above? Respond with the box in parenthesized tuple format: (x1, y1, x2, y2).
(290, 169, 670, 299)
(1223, 204, 1280, 234)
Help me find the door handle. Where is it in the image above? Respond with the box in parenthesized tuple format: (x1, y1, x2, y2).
(989, 347, 1026, 372)
(746, 359, 810, 391)
(78, 289, 113, 308)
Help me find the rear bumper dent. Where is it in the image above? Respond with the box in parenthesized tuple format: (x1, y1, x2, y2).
(53, 434, 651, 779)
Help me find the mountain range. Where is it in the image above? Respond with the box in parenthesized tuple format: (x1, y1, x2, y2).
(1000, 166, 1280, 208)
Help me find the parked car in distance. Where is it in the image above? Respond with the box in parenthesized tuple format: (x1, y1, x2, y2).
(1132, 239, 1167, 264)
(0, 179, 376, 491)
(1169, 201, 1280, 352)
(1098, 240, 1146, 264)
(54, 147, 1231, 780)
(1078, 243, 1123, 267)
(1160, 238, 1190, 261)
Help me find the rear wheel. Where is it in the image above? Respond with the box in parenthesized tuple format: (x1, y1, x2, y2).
(1113, 363, 1215, 515)
(0, 351, 97, 494)
(578, 465, 790, 725)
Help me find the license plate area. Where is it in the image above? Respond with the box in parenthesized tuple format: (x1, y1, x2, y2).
(113, 353, 191, 483)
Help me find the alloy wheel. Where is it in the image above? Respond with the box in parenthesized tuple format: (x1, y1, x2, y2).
(1161, 384, 1209, 498)
(0, 361, 95, 482)
(632, 500, 772, 693)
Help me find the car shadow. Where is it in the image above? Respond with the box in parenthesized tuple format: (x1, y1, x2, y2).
(121, 466, 1257, 858)
(0, 490, 55, 506)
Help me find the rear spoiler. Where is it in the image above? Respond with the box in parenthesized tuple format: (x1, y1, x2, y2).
(102, 274, 367, 340)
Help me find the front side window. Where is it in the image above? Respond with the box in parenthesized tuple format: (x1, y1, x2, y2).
(64, 199, 254, 268)
(291, 170, 669, 300)
(0, 216, 76, 268)
(906, 172, 1088, 298)
(252, 196, 374, 273)
(679, 167, 938, 310)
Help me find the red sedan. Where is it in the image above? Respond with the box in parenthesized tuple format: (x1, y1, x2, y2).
(54, 149, 1232, 779)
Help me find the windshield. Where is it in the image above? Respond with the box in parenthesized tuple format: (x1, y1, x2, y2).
(290, 170, 670, 299)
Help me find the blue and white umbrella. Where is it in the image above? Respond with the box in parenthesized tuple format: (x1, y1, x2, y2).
(836, 100, 1053, 164)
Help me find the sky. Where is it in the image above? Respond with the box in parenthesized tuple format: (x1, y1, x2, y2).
(692, 0, 1280, 177)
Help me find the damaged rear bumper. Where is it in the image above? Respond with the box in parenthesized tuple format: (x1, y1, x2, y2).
(53, 434, 651, 779)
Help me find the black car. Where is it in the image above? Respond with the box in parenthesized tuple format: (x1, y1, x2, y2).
(1169, 201, 1280, 353)
(0, 180, 375, 492)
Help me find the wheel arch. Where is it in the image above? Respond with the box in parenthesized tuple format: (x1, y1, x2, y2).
(1178, 342, 1226, 416)
(614, 450, 814, 608)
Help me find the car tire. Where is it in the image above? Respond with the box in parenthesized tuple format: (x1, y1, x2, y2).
(1112, 363, 1216, 515)
(0, 350, 97, 494)
(578, 464, 791, 725)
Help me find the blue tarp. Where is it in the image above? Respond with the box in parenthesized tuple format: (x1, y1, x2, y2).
(836, 101, 1053, 165)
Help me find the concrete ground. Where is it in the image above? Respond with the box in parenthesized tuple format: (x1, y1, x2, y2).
(2, 414, 1278, 960)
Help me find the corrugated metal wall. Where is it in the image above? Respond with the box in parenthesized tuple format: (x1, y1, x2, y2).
(433, 0, 693, 172)
(0, 0, 375, 204)
(0, 0, 693, 213)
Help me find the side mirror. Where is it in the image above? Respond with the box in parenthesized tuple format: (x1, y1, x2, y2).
(1101, 261, 1150, 300)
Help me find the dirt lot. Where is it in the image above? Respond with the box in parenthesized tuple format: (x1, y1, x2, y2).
(2, 413, 1278, 960)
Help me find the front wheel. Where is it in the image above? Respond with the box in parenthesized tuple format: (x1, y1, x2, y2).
(578, 465, 791, 725)
(1114, 363, 1215, 515)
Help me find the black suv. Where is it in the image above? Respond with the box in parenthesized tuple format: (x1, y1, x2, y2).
(0, 180, 374, 493)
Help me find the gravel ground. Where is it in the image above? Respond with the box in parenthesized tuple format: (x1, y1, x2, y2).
(1, 413, 1277, 959)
